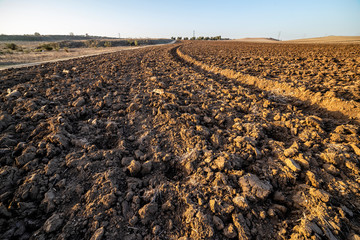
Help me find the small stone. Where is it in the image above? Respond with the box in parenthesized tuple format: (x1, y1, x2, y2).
(90, 227, 105, 240)
(44, 213, 63, 233)
(153, 89, 165, 94)
(42, 190, 56, 213)
(152, 225, 161, 235)
(284, 158, 301, 172)
(134, 150, 144, 160)
(121, 157, 133, 166)
(141, 161, 153, 175)
(259, 211, 266, 219)
(267, 208, 276, 217)
(292, 191, 307, 207)
(204, 116, 212, 123)
(223, 224, 237, 238)
(129, 215, 138, 226)
(213, 216, 224, 230)
(127, 160, 141, 175)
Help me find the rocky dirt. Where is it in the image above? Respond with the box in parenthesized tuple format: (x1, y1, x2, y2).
(181, 41, 360, 103)
(0, 41, 360, 240)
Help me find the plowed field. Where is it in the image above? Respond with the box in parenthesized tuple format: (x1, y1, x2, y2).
(1, 42, 360, 240)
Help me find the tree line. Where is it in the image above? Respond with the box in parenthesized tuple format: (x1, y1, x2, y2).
(171, 36, 222, 41)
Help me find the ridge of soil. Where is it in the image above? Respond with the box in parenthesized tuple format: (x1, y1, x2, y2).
(177, 46, 360, 121)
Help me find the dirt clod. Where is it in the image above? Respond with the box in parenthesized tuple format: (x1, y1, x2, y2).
(238, 173, 273, 200)
(44, 214, 64, 233)
(138, 203, 158, 224)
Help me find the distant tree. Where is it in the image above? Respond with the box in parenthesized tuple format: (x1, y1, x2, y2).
(190, 37, 196, 40)
(184, 37, 189, 40)
(69, 32, 74, 36)
(197, 36, 204, 40)
(205, 36, 210, 40)
(34, 32, 41, 36)
(177, 37, 182, 40)
(85, 33, 89, 37)
(215, 35, 221, 40)
(171, 37, 175, 40)
(5, 43, 18, 50)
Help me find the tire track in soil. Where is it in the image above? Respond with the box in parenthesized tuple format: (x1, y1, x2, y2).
(1, 43, 360, 240)
(176, 45, 360, 122)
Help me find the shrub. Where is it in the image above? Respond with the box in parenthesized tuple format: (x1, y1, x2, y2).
(184, 37, 189, 40)
(85, 40, 99, 48)
(5, 43, 18, 50)
(39, 43, 53, 51)
(37, 42, 60, 51)
(190, 37, 196, 40)
(127, 40, 139, 46)
(104, 41, 112, 47)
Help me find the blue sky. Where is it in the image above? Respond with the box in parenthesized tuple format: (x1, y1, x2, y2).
(0, 0, 359, 40)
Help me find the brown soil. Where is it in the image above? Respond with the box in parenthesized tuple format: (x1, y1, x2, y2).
(0, 42, 360, 240)
(0, 46, 132, 70)
(232, 38, 280, 43)
(286, 36, 360, 44)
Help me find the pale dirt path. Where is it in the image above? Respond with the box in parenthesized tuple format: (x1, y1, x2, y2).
(0, 40, 176, 71)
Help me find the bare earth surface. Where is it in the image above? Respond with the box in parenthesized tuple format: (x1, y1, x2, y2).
(0, 41, 360, 240)
(0, 46, 132, 70)
(286, 36, 360, 44)
(232, 38, 279, 43)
